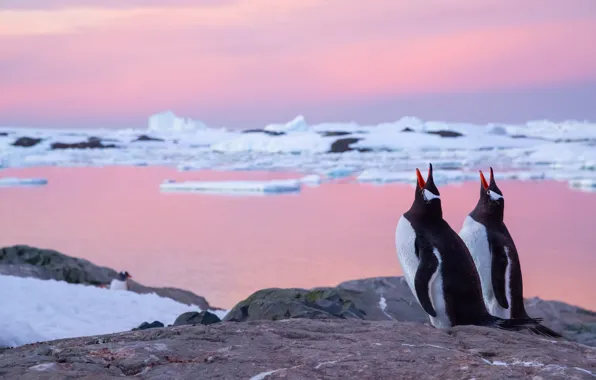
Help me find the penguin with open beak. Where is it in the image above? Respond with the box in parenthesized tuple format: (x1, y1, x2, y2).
(459, 168, 561, 338)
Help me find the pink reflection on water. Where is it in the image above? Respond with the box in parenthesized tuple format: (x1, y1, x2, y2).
(0, 166, 594, 310)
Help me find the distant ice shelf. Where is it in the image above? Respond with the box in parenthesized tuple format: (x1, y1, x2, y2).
(160, 179, 302, 195)
(0, 177, 47, 187)
(2, 111, 596, 192)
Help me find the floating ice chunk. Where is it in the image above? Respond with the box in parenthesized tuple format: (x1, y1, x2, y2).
(300, 174, 321, 186)
(326, 166, 356, 179)
(264, 115, 308, 133)
(160, 179, 301, 195)
(357, 169, 413, 184)
(0, 177, 47, 186)
(569, 179, 596, 189)
(148, 111, 207, 132)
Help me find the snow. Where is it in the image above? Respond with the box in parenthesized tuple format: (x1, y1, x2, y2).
(160, 179, 301, 194)
(0, 274, 214, 348)
(2, 112, 596, 191)
(0, 177, 47, 186)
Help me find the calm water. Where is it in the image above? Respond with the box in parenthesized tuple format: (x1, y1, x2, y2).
(1, 166, 595, 311)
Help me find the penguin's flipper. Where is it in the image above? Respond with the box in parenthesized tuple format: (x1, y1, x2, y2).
(414, 239, 439, 318)
(490, 243, 510, 309)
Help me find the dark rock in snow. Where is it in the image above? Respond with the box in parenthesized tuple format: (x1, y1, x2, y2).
(319, 131, 352, 137)
(0, 132, 9, 136)
(242, 129, 286, 136)
(426, 130, 464, 138)
(401, 127, 415, 132)
(50, 137, 118, 150)
(12, 137, 42, 147)
(173, 311, 221, 326)
(328, 137, 371, 153)
(132, 134, 164, 142)
(132, 321, 164, 331)
(0, 245, 215, 310)
(0, 319, 594, 379)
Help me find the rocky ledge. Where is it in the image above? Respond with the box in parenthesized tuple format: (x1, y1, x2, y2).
(1, 319, 594, 379)
(0, 245, 215, 310)
(223, 277, 596, 348)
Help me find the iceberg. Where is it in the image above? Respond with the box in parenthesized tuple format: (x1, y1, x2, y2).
(148, 111, 207, 132)
(263, 115, 309, 133)
(0, 177, 47, 186)
(160, 179, 301, 195)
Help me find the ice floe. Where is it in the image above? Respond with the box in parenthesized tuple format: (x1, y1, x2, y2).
(1, 112, 596, 193)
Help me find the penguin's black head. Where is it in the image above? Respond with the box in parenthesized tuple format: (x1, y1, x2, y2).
(117, 271, 132, 281)
(478, 167, 504, 213)
(411, 163, 442, 218)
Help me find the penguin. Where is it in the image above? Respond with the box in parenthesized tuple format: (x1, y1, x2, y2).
(109, 271, 132, 291)
(395, 163, 541, 331)
(458, 167, 562, 338)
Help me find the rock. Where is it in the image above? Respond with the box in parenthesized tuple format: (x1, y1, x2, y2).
(12, 137, 42, 147)
(328, 138, 371, 153)
(242, 129, 285, 136)
(0, 245, 215, 310)
(126, 282, 213, 311)
(0, 132, 9, 136)
(0, 245, 118, 286)
(0, 319, 594, 379)
(132, 134, 164, 142)
(132, 321, 164, 331)
(337, 276, 428, 322)
(50, 137, 118, 150)
(173, 311, 221, 326)
(223, 276, 596, 347)
(426, 130, 463, 138)
(319, 131, 352, 137)
(401, 127, 415, 132)
(224, 287, 393, 322)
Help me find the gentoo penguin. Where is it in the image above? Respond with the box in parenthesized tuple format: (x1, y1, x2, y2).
(459, 168, 562, 338)
(395, 163, 541, 331)
(109, 271, 132, 291)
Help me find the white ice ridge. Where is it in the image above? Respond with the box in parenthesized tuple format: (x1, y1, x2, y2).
(2, 112, 596, 191)
(148, 110, 207, 132)
(160, 179, 302, 195)
(0, 274, 202, 348)
(0, 177, 47, 186)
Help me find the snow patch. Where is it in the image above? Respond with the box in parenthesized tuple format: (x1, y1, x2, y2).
(0, 275, 200, 348)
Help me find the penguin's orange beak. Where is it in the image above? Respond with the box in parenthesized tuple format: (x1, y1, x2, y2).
(416, 168, 426, 189)
(479, 170, 489, 190)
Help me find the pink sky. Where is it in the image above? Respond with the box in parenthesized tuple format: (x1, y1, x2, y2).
(1, 0, 595, 128)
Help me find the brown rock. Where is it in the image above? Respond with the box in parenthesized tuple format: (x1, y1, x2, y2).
(0, 319, 594, 379)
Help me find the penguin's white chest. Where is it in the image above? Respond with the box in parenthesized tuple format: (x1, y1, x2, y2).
(395, 215, 450, 328)
(109, 279, 128, 291)
(459, 216, 511, 318)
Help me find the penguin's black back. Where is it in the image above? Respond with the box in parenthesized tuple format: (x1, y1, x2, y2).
(405, 210, 493, 326)
(470, 211, 528, 319)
